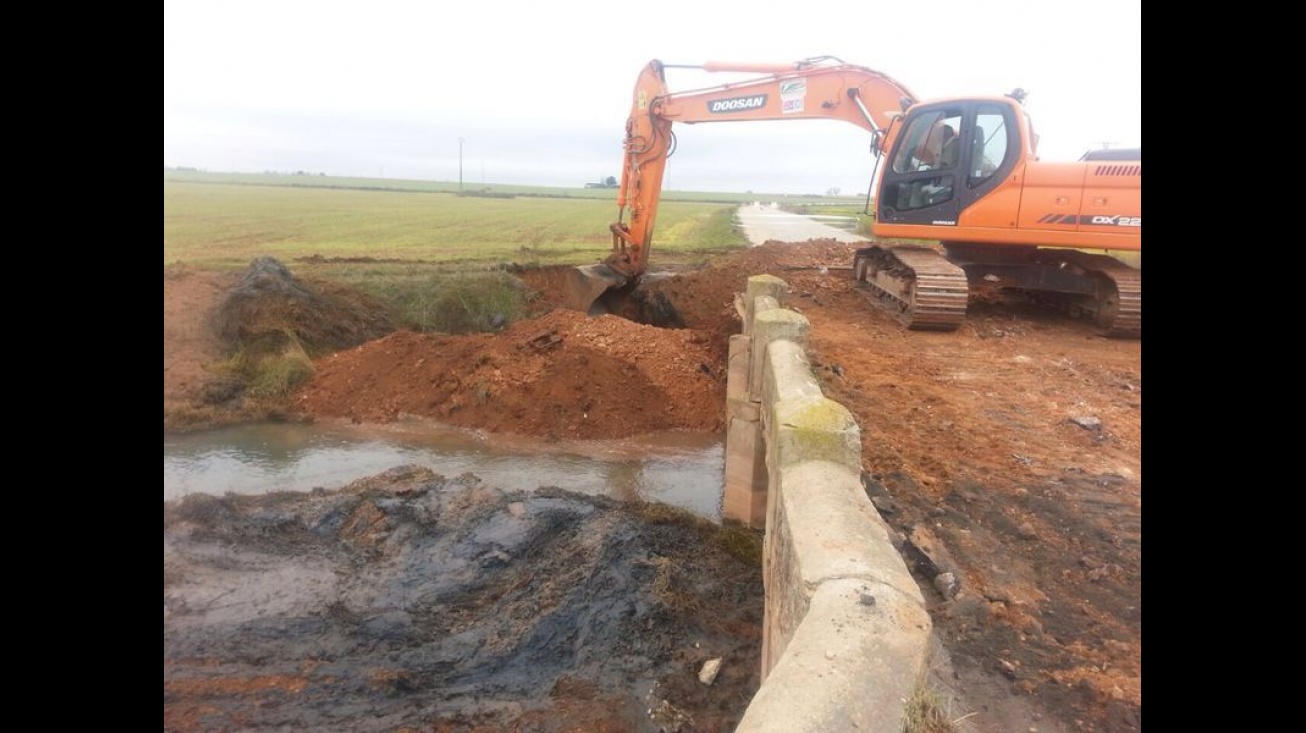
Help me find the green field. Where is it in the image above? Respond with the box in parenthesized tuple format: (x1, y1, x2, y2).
(164, 168, 865, 205)
(166, 180, 716, 270)
(164, 169, 867, 270)
(165, 169, 823, 338)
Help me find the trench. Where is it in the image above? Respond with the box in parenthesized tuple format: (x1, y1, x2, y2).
(163, 418, 725, 520)
(163, 420, 762, 733)
(164, 262, 768, 731)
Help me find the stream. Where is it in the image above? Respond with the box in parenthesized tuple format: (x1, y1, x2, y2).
(164, 418, 725, 520)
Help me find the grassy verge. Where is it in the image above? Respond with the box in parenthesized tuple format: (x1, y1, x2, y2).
(346, 268, 529, 334)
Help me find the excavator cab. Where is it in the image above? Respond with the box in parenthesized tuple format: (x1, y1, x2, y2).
(873, 97, 1140, 336)
(878, 104, 1000, 225)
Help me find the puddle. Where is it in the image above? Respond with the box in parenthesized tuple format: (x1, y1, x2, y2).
(164, 418, 724, 520)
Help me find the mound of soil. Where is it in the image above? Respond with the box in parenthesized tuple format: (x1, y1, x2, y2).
(294, 310, 725, 440)
(215, 256, 398, 353)
(163, 258, 400, 432)
(163, 240, 1142, 732)
(164, 466, 763, 733)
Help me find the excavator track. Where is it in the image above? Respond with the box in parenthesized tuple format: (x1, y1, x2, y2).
(852, 245, 969, 331)
(1043, 250, 1141, 338)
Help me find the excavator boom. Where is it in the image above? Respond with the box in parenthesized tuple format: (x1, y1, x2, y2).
(567, 57, 918, 312)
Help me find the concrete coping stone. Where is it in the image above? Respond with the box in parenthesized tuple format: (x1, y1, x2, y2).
(746, 274, 789, 302)
(769, 394, 860, 472)
(751, 310, 809, 400)
(754, 307, 808, 330)
(735, 577, 932, 733)
(777, 461, 924, 602)
(753, 294, 781, 314)
(763, 339, 822, 406)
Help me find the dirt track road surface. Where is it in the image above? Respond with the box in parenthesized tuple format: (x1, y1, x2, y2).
(735, 203, 867, 244)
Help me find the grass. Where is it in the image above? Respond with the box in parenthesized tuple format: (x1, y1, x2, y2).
(370, 269, 528, 334)
(776, 201, 874, 238)
(631, 501, 764, 566)
(165, 168, 868, 205)
(217, 330, 317, 399)
(164, 179, 757, 270)
(164, 168, 871, 270)
(903, 686, 966, 733)
(164, 172, 770, 338)
(162, 171, 778, 423)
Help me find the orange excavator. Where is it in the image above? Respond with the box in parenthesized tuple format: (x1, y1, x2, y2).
(569, 56, 1141, 337)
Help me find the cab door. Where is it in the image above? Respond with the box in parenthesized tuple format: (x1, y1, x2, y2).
(878, 101, 1017, 228)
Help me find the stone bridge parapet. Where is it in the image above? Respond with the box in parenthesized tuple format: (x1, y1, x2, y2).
(725, 275, 932, 733)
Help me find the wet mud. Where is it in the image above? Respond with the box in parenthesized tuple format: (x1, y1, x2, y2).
(163, 465, 764, 733)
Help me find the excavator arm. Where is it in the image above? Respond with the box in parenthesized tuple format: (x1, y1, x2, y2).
(604, 57, 917, 280)
(567, 57, 915, 313)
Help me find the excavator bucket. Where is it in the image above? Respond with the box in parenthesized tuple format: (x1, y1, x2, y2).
(563, 263, 633, 315)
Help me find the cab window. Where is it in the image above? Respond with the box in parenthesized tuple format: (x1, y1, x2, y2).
(969, 107, 1009, 186)
(891, 111, 963, 173)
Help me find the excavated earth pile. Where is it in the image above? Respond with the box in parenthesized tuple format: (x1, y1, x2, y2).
(293, 310, 725, 440)
(164, 239, 1141, 733)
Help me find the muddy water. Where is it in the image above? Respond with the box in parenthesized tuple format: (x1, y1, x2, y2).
(164, 418, 724, 520)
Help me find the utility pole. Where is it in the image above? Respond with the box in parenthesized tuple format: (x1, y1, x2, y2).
(458, 137, 465, 190)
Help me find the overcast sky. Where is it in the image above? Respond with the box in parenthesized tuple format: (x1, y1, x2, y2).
(164, 0, 1141, 195)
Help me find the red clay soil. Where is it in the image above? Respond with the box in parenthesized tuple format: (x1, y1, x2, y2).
(163, 240, 1142, 732)
(293, 310, 725, 440)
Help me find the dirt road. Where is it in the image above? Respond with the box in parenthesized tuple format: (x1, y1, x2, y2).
(163, 240, 1141, 732)
(734, 203, 866, 244)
